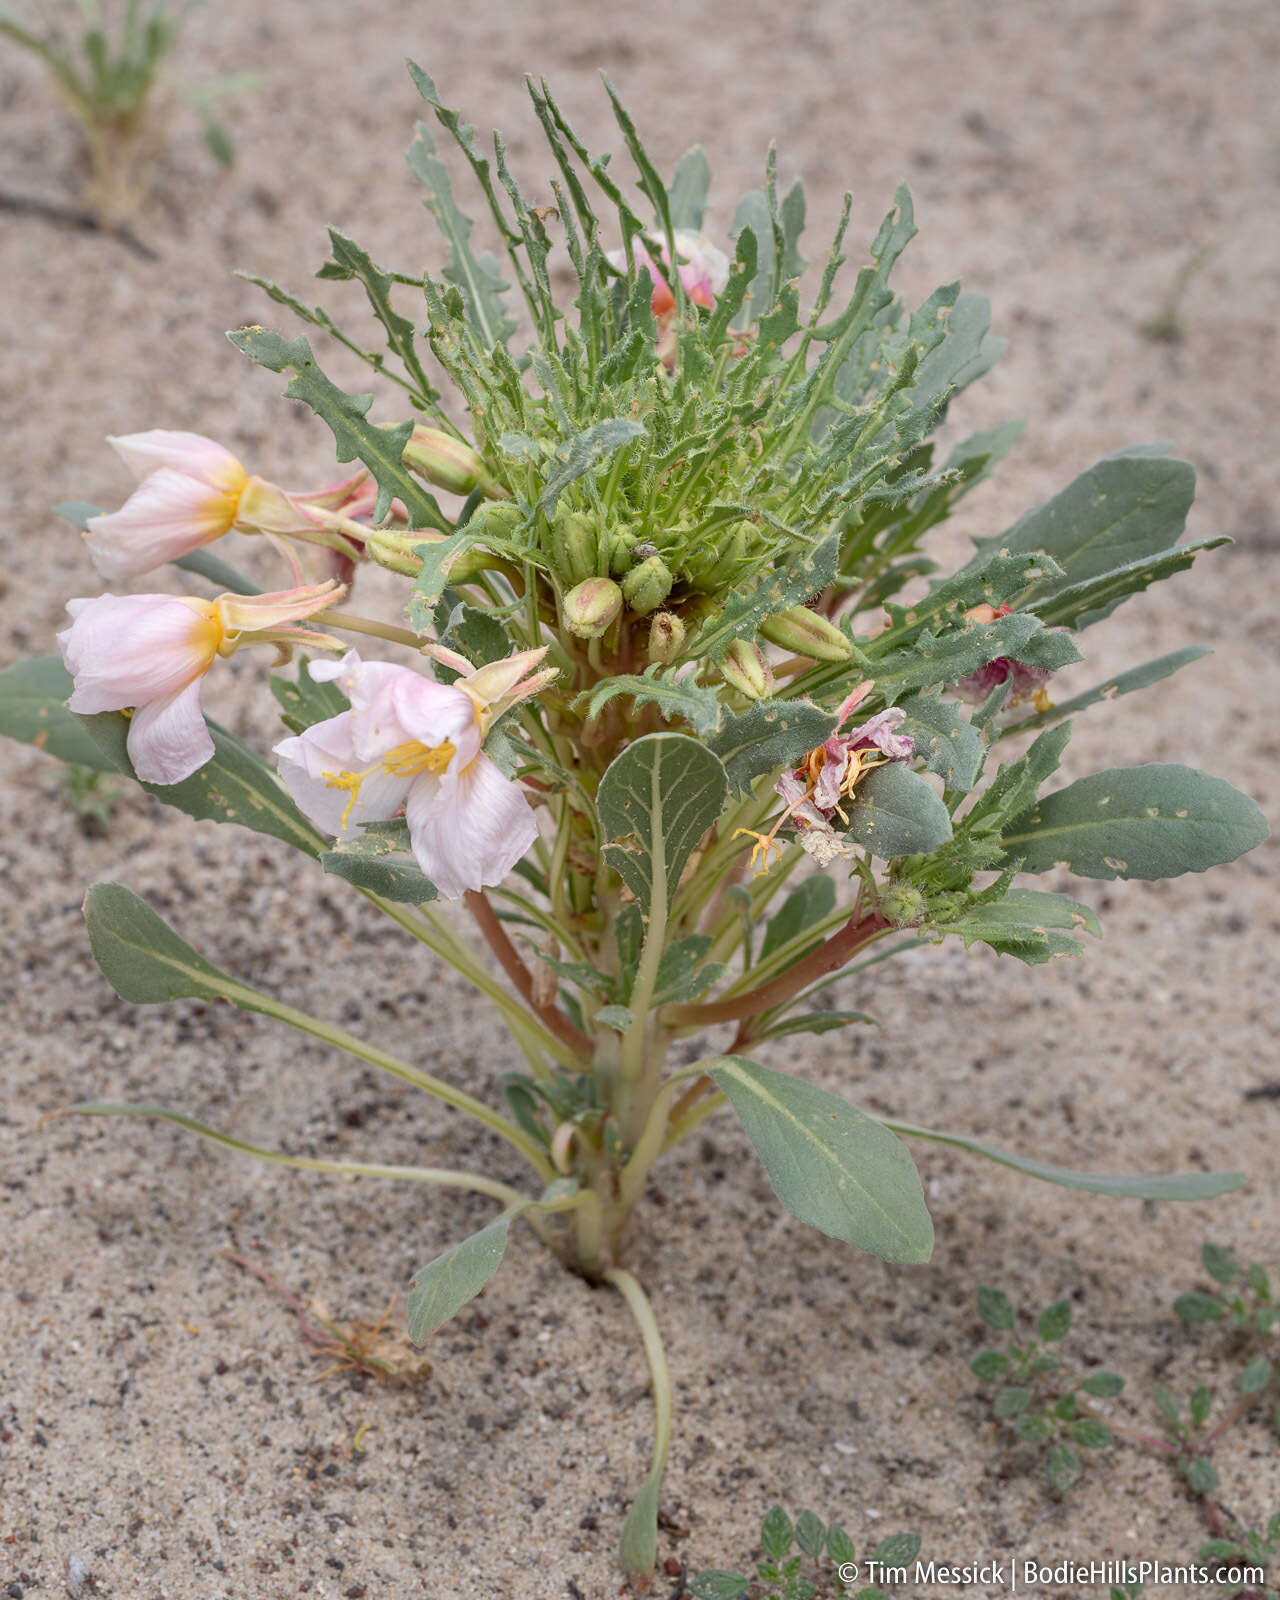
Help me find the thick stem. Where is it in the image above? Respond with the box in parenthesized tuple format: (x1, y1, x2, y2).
(464, 890, 593, 1059)
(666, 911, 891, 1030)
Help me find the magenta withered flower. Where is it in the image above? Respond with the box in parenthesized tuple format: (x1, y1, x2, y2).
(274, 645, 556, 900)
(736, 684, 918, 871)
(954, 604, 1054, 710)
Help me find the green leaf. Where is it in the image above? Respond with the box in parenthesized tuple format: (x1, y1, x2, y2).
(201, 116, 234, 169)
(975, 450, 1196, 618)
(668, 145, 711, 229)
(652, 935, 726, 1006)
(619, 1470, 661, 1582)
(884, 1118, 1245, 1201)
(1046, 1441, 1082, 1494)
(708, 700, 837, 797)
(1237, 1357, 1273, 1395)
(52, 499, 103, 531)
(173, 548, 263, 594)
(688, 536, 839, 663)
(405, 112, 516, 349)
(826, 1525, 856, 1566)
(1015, 1413, 1051, 1443)
(320, 851, 438, 903)
(1184, 1457, 1219, 1494)
(970, 1349, 1012, 1379)
(1013, 645, 1212, 734)
(750, 1010, 876, 1043)
(1190, 1385, 1213, 1427)
(1174, 1291, 1228, 1323)
(1037, 1300, 1072, 1343)
(708, 1058, 933, 1263)
(1029, 537, 1229, 631)
(842, 762, 953, 858)
(898, 689, 984, 791)
(1081, 1372, 1125, 1398)
(1202, 1241, 1241, 1285)
(795, 1511, 826, 1559)
(538, 418, 645, 516)
(323, 227, 435, 405)
(994, 1386, 1031, 1418)
(575, 666, 726, 738)
(597, 733, 729, 918)
(689, 1574, 751, 1600)
(977, 1285, 1016, 1331)
(78, 711, 324, 856)
(0, 655, 116, 772)
(269, 655, 349, 735)
(1072, 1418, 1114, 1449)
(761, 876, 836, 961)
(1002, 764, 1268, 880)
(1152, 1383, 1181, 1424)
(871, 1533, 921, 1566)
(407, 1215, 510, 1342)
(935, 889, 1101, 965)
(595, 1004, 633, 1033)
(1247, 1262, 1272, 1301)
(228, 325, 445, 527)
(85, 882, 249, 1007)
(761, 1506, 795, 1561)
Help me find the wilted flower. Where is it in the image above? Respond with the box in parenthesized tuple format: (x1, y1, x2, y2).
(274, 646, 555, 899)
(58, 581, 344, 784)
(736, 685, 917, 872)
(608, 229, 730, 319)
(955, 603, 1054, 710)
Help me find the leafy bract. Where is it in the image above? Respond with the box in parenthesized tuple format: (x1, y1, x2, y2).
(597, 734, 728, 917)
(1002, 764, 1268, 880)
(709, 1057, 933, 1262)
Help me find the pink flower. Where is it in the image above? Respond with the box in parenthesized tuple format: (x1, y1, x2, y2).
(274, 647, 555, 899)
(58, 581, 345, 784)
(86, 431, 250, 581)
(607, 230, 731, 319)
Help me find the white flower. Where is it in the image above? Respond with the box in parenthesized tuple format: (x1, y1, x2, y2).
(274, 647, 554, 899)
(85, 431, 250, 582)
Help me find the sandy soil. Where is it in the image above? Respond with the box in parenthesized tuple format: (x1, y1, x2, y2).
(1, 1, 1277, 1596)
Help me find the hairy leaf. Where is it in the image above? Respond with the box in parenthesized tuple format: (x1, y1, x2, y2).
(843, 762, 953, 858)
(898, 688, 983, 791)
(407, 1216, 510, 1342)
(320, 851, 438, 903)
(709, 1057, 933, 1262)
(708, 699, 836, 796)
(934, 888, 1101, 965)
(0, 655, 116, 771)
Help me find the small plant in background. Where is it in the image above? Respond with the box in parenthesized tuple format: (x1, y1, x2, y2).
(60, 761, 122, 836)
(0, 0, 253, 224)
(970, 1245, 1280, 1598)
(0, 65, 1269, 1580)
(689, 1507, 919, 1600)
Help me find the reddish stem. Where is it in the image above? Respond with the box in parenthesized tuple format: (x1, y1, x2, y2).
(464, 890, 592, 1058)
(666, 911, 890, 1029)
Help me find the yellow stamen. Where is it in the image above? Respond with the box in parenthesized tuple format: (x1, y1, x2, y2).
(323, 738, 456, 828)
(733, 828, 785, 877)
(1032, 686, 1053, 714)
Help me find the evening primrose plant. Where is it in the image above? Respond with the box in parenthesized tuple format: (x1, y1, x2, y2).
(0, 67, 1268, 1580)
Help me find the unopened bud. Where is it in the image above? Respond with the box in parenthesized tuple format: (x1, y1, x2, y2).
(608, 527, 638, 575)
(879, 883, 928, 927)
(621, 555, 673, 616)
(554, 511, 600, 587)
(467, 500, 523, 541)
(403, 426, 506, 498)
(647, 611, 686, 665)
(718, 638, 774, 700)
(689, 521, 750, 593)
(759, 604, 852, 662)
(563, 577, 623, 639)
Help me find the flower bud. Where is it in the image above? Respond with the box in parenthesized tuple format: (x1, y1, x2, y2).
(563, 577, 623, 639)
(621, 555, 673, 616)
(759, 604, 853, 662)
(647, 611, 686, 665)
(553, 511, 601, 587)
(403, 426, 505, 498)
(467, 500, 524, 541)
(608, 527, 638, 575)
(718, 638, 774, 700)
(879, 883, 928, 927)
(688, 522, 750, 593)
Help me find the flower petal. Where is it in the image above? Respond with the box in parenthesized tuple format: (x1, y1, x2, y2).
(60, 594, 220, 713)
(86, 467, 242, 581)
(125, 677, 214, 784)
(108, 430, 247, 492)
(404, 754, 537, 898)
(274, 714, 411, 838)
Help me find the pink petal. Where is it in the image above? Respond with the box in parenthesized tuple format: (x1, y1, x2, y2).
(85, 468, 241, 581)
(404, 755, 537, 898)
(125, 678, 214, 784)
(108, 430, 246, 491)
(273, 714, 411, 838)
(389, 673, 480, 768)
(60, 594, 220, 712)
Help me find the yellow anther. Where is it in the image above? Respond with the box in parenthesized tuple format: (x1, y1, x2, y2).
(323, 739, 457, 827)
(1032, 686, 1053, 714)
(733, 827, 784, 877)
